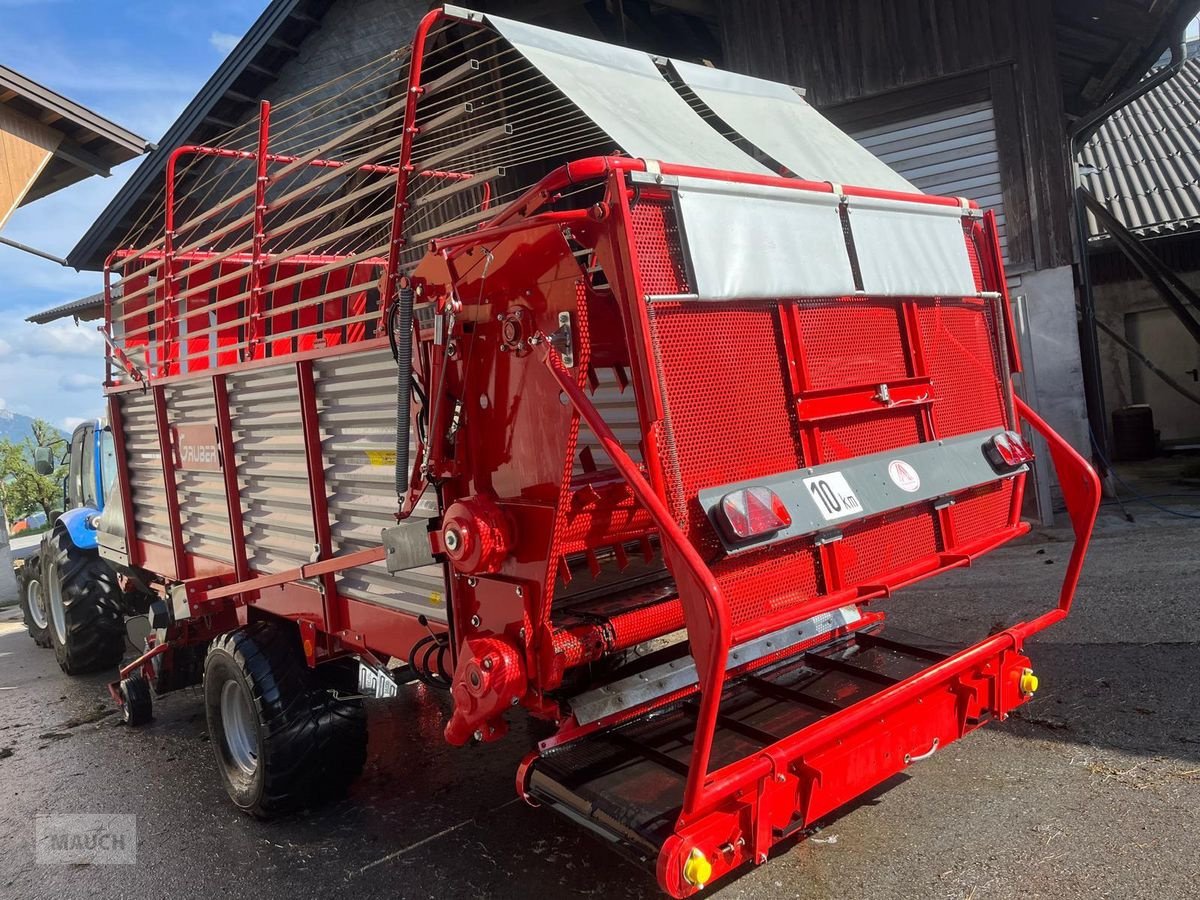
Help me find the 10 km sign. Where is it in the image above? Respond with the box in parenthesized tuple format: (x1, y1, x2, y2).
(802, 471, 863, 522)
(173, 423, 222, 472)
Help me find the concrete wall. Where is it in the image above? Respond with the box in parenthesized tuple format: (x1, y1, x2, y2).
(1095, 272, 1200, 413)
(1095, 271, 1200, 442)
(1012, 266, 1090, 456)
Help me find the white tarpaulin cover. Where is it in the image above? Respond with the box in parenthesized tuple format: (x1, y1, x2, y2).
(669, 59, 916, 193)
(483, 13, 770, 175)
(671, 177, 858, 301)
(849, 196, 979, 297)
(671, 176, 979, 301)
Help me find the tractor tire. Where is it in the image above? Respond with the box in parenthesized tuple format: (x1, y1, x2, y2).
(43, 528, 126, 675)
(119, 675, 153, 726)
(203, 621, 367, 819)
(18, 552, 52, 648)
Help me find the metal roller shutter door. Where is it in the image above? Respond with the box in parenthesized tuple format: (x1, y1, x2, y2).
(850, 100, 1008, 261)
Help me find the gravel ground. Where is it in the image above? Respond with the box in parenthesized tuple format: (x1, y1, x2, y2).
(0, 501, 1197, 900)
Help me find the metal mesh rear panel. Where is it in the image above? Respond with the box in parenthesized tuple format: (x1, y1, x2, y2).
(918, 300, 1007, 438)
(647, 300, 804, 543)
(840, 507, 940, 585)
(796, 300, 909, 390)
(630, 199, 690, 295)
(818, 410, 923, 463)
(631, 203, 1016, 637)
(646, 299, 818, 626)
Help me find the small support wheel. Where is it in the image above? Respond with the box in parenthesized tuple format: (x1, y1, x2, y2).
(119, 675, 153, 726)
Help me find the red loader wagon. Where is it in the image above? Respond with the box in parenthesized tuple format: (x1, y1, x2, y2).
(90, 6, 1101, 895)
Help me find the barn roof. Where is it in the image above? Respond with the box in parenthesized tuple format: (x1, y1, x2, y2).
(1079, 47, 1200, 241)
(0, 64, 149, 205)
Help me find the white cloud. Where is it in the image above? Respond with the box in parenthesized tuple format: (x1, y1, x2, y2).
(61, 416, 87, 432)
(209, 31, 240, 54)
(59, 372, 97, 391)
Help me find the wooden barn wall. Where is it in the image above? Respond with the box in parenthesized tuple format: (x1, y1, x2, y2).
(719, 0, 1074, 272)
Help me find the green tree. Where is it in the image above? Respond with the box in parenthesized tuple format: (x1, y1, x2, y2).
(0, 419, 66, 523)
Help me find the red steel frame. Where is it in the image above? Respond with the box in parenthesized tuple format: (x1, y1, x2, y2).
(97, 7, 1102, 895)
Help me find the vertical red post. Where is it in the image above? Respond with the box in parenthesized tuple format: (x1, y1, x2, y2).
(212, 373, 250, 586)
(102, 257, 114, 385)
(247, 100, 272, 360)
(382, 9, 444, 315)
(161, 151, 190, 376)
(295, 359, 340, 633)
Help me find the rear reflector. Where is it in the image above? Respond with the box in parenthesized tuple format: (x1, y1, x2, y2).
(986, 430, 1034, 470)
(717, 486, 791, 542)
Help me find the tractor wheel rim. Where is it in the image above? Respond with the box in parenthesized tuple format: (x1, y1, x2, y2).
(47, 568, 67, 644)
(26, 577, 48, 631)
(220, 680, 259, 776)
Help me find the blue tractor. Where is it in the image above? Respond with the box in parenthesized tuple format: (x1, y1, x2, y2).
(21, 418, 127, 674)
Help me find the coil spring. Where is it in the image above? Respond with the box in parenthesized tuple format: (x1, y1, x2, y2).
(408, 634, 452, 691)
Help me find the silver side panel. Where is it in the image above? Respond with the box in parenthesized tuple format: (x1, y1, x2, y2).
(228, 366, 316, 576)
(118, 391, 172, 556)
(313, 349, 446, 621)
(165, 379, 233, 566)
(117, 349, 446, 623)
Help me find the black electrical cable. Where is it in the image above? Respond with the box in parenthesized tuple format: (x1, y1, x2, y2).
(1090, 425, 1200, 521)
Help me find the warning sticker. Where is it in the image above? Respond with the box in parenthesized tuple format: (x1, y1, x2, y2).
(888, 459, 921, 493)
(802, 471, 863, 522)
(366, 449, 397, 466)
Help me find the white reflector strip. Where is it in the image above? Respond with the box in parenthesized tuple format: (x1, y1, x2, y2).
(669, 59, 915, 193)
(672, 176, 857, 301)
(484, 14, 769, 175)
(848, 195, 979, 298)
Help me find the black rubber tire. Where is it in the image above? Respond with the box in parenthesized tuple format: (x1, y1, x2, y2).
(203, 621, 367, 819)
(18, 551, 51, 648)
(119, 675, 153, 726)
(43, 528, 126, 675)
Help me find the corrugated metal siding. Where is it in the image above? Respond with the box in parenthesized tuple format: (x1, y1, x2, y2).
(1079, 56, 1200, 240)
(850, 100, 1008, 259)
(165, 379, 234, 565)
(227, 365, 316, 577)
(575, 365, 642, 473)
(118, 390, 172, 558)
(313, 349, 446, 621)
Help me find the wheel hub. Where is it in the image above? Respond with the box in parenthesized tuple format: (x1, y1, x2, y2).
(47, 567, 66, 645)
(220, 680, 260, 776)
(26, 575, 48, 631)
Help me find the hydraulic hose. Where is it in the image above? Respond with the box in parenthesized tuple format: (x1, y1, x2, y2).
(394, 284, 415, 503)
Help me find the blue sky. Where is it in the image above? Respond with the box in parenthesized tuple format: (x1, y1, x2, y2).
(0, 0, 268, 431)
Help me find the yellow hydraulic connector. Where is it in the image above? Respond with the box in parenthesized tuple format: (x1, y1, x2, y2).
(683, 847, 713, 889)
(1020, 668, 1039, 695)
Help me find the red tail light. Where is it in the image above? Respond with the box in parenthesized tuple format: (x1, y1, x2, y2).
(717, 487, 792, 543)
(986, 430, 1034, 469)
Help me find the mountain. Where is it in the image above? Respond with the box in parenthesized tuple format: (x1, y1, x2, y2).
(0, 409, 69, 446)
